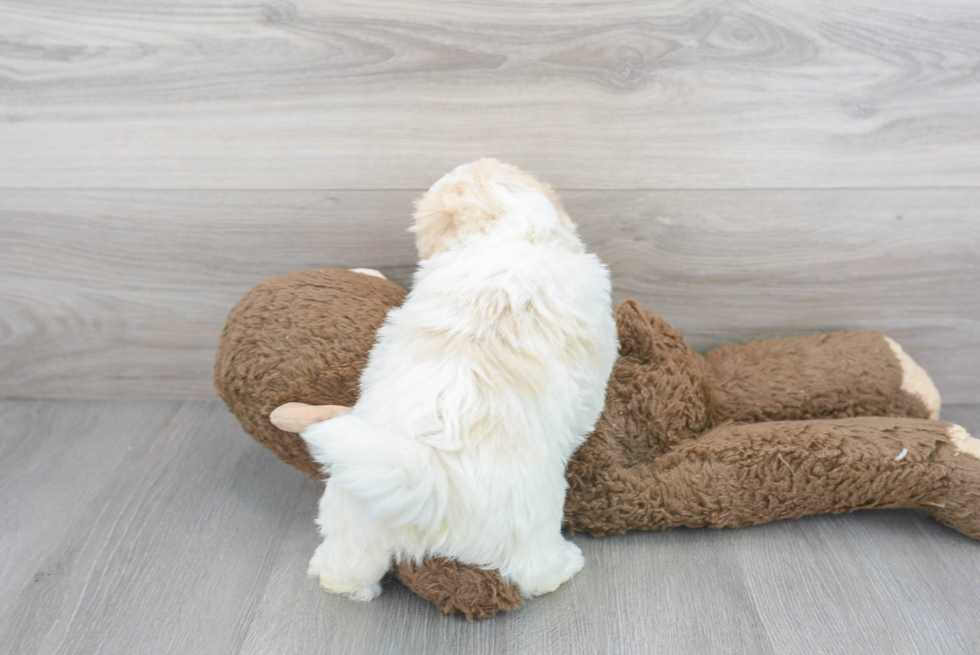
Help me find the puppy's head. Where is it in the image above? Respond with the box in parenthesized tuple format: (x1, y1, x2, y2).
(411, 158, 577, 259)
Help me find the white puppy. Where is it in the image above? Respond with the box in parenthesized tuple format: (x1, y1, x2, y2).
(301, 159, 618, 601)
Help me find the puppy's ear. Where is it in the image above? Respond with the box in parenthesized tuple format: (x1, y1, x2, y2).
(411, 197, 460, 260)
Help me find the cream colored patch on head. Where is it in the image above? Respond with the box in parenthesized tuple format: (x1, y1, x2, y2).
(884, 337, 941, 420)
(411, 158, 571, 258)
(948, 424, 980, 460)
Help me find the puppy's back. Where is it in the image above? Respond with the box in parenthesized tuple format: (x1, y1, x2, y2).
(358, 237, 616, 460)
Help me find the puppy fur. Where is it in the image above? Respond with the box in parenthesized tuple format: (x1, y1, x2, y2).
(301, 159, 618, 600)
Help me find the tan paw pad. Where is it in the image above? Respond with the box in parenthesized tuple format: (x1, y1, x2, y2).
(885, 337, 941, 420)
(948, 424, 980, 460)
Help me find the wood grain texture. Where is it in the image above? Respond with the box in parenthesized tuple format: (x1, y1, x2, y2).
(2, 189, 977, 401)
(0, 400, 315, 655)
(1, 400, 979, 654)
(1, 0, 979, 189)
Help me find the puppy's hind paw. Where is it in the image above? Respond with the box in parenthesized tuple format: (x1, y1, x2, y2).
(347, 582, 383, 602)
(519, 540, 585, 598)
(307, 543, 386, 601)
(308, 566, 384, 602)
(554, 540, 585, 584)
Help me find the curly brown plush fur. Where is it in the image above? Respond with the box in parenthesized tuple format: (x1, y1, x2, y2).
(215, 269, 406, 479)
(392, 558, 523, 621)
(215, 268, 980, 621)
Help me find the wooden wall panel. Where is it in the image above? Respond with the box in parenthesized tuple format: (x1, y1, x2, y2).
(1, 189, 977, 401)
(1, 0, 978, 189)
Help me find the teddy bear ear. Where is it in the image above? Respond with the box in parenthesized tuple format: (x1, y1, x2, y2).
(613, 300, 654, 361)
(613, 300, 692, 366)
(269, 403, 351, 432)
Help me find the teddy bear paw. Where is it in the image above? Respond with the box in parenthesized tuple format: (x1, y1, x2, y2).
(884, 337, 941, 420)
(926, 424, 980, 541)
(948, 424, 980, 460)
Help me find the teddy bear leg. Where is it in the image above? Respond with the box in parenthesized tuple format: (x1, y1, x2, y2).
(308, 482, 391, 601)
(926, 424, 980, 540)
(701, 331, 940, 424)
(564, 417, 977, 539)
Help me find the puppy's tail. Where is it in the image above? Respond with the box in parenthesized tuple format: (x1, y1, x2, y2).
(301, 413, 449, 531)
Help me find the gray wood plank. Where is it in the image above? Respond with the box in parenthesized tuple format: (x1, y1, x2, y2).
(576, 189, 980, 403)
(0, 399, 313, 655)
(235, 514, 778, 655)
(0, 401, 977, 654)
(0, 401, 179, 603)
(1, 1, 979, 189)
(2, 189, 977, 401)
(735, 512, 980, 654)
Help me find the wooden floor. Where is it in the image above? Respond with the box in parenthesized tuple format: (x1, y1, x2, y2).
(1, 399, 979, 654)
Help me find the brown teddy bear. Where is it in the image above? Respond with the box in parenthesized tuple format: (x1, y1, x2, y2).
(214, 267, 980, 621)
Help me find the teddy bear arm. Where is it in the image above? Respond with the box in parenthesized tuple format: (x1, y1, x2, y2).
(392, 558, 522, 621)
(700, 331, 939, 425)
(564, 417, 980, 540)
